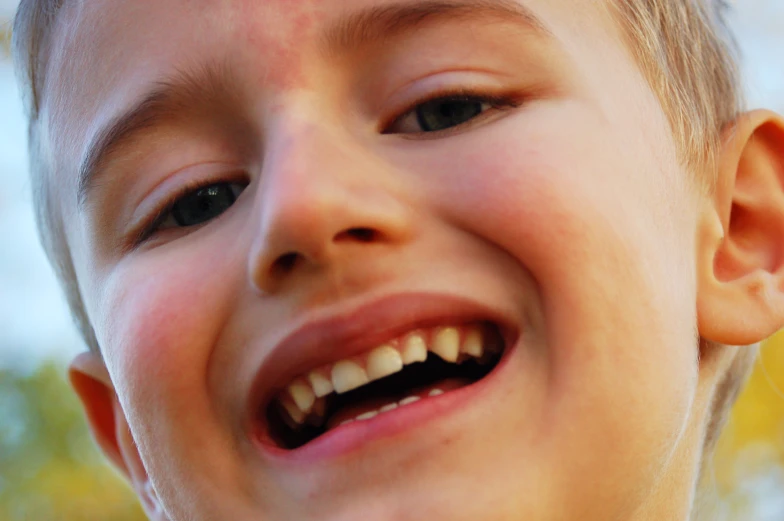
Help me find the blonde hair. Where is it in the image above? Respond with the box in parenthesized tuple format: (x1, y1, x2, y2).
(610, 0, 743, 193)
(11, 0, 757, 515)
(606, 3, 757, 508)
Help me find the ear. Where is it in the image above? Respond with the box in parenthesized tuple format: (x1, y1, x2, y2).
(69, 352, 169, 520)
(697, 110, 784, 346)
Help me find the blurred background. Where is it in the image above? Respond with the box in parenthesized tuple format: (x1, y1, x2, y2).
(1, 0, 783, 520)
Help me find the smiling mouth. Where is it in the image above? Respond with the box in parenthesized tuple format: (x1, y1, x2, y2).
(262, 322, 505, 450)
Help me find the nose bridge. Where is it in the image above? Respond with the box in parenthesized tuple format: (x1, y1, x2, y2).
(260, 121, 341, 233)
(248, 112, 411, 293)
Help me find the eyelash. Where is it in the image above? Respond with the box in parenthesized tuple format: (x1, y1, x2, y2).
(131, 89, 522, 246)
(381, 87, 524, 135)
(132, 176, 248, 246)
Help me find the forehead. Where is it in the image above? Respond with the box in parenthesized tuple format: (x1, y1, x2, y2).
(48, 0, 619, 106)
(44, 0, 623, 196)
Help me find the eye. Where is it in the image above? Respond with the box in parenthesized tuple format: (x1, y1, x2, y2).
(156, 182, 246, 232)
(384, 93, 519, 134)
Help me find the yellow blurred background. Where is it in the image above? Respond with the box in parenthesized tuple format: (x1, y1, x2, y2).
(0, 337, 781, 520)
(713, 334, 784, 519)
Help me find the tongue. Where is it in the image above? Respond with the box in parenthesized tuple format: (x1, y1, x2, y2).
(326, 377, 472, 430)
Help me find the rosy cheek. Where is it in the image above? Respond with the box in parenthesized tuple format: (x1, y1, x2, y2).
(100, 248, 237, 405)
(421, 123, 581, 261)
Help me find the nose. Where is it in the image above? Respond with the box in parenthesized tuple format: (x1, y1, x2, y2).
(248, 119, 413, 294)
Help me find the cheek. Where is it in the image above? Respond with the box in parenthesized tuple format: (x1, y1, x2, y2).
(422, 101, 698, 463)
(96, 236, 245, 440)
(85, 228, 267, 517)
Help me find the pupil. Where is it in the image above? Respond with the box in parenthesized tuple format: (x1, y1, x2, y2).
(173, 184, 237, 227)
(416, 99, 483, 132)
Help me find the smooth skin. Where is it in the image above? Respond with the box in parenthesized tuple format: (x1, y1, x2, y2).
(43, 0, 784, 519)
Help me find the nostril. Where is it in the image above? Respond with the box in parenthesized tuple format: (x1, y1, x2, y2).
(261, 228, 381, 285)
(337, 227, 378, 243)
(272, 252, 299, 276)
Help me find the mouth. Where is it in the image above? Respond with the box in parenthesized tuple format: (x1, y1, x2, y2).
(257, 321, 507, 451)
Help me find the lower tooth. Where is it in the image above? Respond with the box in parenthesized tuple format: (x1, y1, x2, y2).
(356, 411, 378, 421)
(380, 403, 398, 413)
(399, 396, 420, 406)
(428, 389, 444, 396)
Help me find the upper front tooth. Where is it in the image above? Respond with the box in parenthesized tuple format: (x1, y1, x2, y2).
(461, 328, 484, 358)
(331, 360, 369, 393)
(308, 371, 334, 398)
(288, 379, 315, 413)
(401, 332, 428, 364)
(431, 327, 460, 362)
(366, 345, 404, 380)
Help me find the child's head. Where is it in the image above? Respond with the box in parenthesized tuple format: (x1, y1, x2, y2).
(12, 1, 784, 520)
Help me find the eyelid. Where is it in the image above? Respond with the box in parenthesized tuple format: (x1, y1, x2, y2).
(380, 87, 523, 136)
(129, 173, 249, 249)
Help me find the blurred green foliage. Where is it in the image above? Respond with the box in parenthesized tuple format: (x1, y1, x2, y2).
(0, 335, 782, 521)
(0, 363, 145, 521)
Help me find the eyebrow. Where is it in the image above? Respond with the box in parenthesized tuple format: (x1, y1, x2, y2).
(323, 0, 552, 52)
(77, 61, 236, 209)
(77, 0, 551, 209)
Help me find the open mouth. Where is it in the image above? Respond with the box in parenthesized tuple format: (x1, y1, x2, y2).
(262, 321, 505, 450)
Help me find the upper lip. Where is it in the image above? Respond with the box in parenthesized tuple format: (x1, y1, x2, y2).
(246, 292, 517, 434)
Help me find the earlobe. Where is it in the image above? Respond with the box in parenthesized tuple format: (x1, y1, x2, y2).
(697, 110, 784, 346)
(69, 352, 169, 520)
(69, 352, 128, 475)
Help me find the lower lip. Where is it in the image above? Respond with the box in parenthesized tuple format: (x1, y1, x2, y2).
(254, 337, 518, 464)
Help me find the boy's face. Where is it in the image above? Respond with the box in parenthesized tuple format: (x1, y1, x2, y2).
(53, 0, 715, 519)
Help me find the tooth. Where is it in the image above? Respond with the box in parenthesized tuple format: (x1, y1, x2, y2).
(356, 411, 378, 421)
(366, 345, 404, 380)
(431, 327, 460, 362)
(401, 333, 428, 364)
(308, 371, 334, 397)
(280, 395, 306, 425)
(340, 419, 355, 426)
(305, 398, 327, 426)
(288, 379, 315, 413)
(311, 397, 326, 417)
(399, 396, 420, 406)
(380, 403, 398, 413)
(331, 360, 369, 393)
(428, 389, 444, 397)
(461, 328, 484, 358)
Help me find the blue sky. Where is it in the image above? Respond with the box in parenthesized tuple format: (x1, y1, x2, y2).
(0, 1, 783, 371)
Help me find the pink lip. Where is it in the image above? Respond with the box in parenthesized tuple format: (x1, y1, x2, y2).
(258, 338, 516, 464)
(246, 292, 519, 459)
